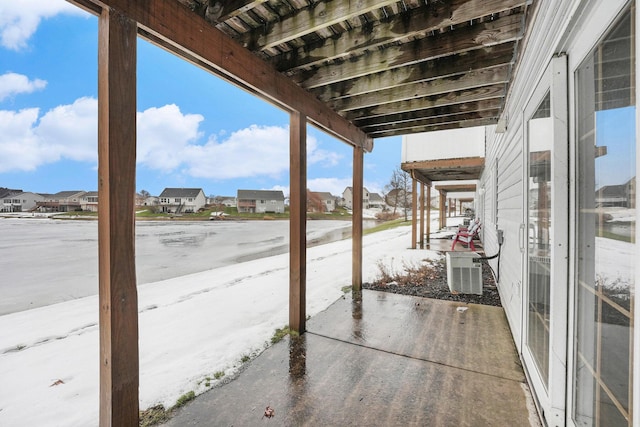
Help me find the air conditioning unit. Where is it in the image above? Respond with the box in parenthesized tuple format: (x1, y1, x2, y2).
(446, 252, 483, 295)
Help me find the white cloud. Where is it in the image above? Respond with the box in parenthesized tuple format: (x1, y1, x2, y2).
(266, 185, 289, 197)
(180, 124, 340, 180)
(182, 125, 290, 179)
(307, 137, 341, 166)
(0, 72, 47, 101)
(0, 98, 345, 180)
(36, 97, 97, 162)
(307, 177, 352, 196)
(0, 97, 97, 172)
(0, 0, 86, 50)
(137, 104, 204, 171)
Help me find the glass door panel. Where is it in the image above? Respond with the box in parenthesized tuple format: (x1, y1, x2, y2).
(527, 92, 552, 388)
(574, 6, 635, 426)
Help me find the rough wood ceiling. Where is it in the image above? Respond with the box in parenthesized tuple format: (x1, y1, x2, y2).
(176, 0, 532, 139)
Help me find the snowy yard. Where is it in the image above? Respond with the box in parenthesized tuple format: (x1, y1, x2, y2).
(0, 224, 431, 426)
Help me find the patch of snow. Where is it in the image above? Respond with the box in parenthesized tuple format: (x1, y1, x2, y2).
(0, 224, 431, 426)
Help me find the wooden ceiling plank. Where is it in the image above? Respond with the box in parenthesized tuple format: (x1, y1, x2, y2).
(331, 64, 510, 112)
(311, 43, 516, 101)
(269, 0, 526, 71)
(404, 157, 486, 170)
(205, 0, 270, 23)
(371, 118, 498, 138)
(346, 84, 506, 121)
(434, 184, 478, 192)
(74, 0, 371, 151)
(355, 98, 504, 128)
(362, 109, 501, 134)
(241, 0, 400, 50)
(295, 13, 524, 89)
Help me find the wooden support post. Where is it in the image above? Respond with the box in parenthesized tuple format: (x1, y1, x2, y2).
(411, 178, 417, 249)
(439, 190, 446, 229)
(289, 111, 307, 333)
(426, 185, 431, 242)
(352, 145, 364, 290)
(98, 9, 138, 427)
(419, 183, 425, 249)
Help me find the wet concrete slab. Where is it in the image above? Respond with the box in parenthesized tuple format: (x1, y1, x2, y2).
(164, 291, 536, 426)
(308, 291, 523, 382)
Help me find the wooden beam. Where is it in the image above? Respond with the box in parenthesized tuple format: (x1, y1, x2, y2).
(203, 0, 269, 23)
(73, 0, 371, 151)
(289, 111, 307, 333)
(271, 0, 526, 72)
(362, 109, 501, 135)
(352, 146, 364, 290)
(420, 183, 425, 249)
(440, 190, 447, 229)
(354, 98, 503, 130)
(435, 184, 478, 192)
(330, 64, 510, 112)
(238, 0, 399, 51)
(97, 8, 138, 427)
(293, 13, 523, 89)
(408, 169, 432, 186)
(404, 157, 485, 171)
(426, 185, 431, 242)
(347, 84, 506, 122)
(310, 44, 516, 102)
(369, 118, 499, 138)
(411, 178, 417, 250)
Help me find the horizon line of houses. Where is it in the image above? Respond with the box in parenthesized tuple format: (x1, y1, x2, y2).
(0, 186, 386, 214)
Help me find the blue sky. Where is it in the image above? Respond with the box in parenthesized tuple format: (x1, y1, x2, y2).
(0, 1, 402, 198)
(595, 106, 636, 189)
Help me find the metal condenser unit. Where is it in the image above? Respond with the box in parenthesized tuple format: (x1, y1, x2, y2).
(446, 252, 483, 295)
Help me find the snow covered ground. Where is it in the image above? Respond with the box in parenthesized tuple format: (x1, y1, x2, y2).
(0, 224, 439, 427)
(0, 218, 368, 315)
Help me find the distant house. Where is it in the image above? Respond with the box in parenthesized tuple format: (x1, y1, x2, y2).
(36, 191, 86, 212)
(220, 196, 237, 207)
(81, 191, 99, 212)
(134, 192, 147, 208)
(1, 192, 45, 212)
(0, 187, 22, 200)
(342, 187, 370, 210)
(143, 196, 159, 207)
(368, 192, 385, 209)
(596, 177, 636, 208)
(308, 191, 336, 212)
(208, 195, 237, 207)
(237, 190, 285, 213)
(158, 188, 206, 213)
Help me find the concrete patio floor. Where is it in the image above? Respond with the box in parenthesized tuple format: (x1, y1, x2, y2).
(164, 290, 539, 426)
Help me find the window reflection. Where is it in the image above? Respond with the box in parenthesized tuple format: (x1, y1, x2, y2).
(574, 7, 635, 427)
(527, 91, 552, 387)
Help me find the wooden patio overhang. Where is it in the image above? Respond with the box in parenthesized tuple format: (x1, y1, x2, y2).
(63, 0, 533, 424)
(403, 156, 485, 184)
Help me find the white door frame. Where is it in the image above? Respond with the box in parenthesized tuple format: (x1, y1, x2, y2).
(558, 1, 634, 425)
(521, 53, 569, 426)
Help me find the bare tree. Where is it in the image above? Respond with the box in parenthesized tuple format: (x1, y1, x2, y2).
(384, 167, 412, 220)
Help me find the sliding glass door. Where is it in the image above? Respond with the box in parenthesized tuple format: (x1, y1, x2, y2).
(522, 55, 569, 423)
(574, 6, 636, 426)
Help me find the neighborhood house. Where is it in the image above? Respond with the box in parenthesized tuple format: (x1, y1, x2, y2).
(237, 190, 285, 213)
(158, 188, 206, 213)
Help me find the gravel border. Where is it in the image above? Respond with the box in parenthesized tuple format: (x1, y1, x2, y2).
(363, 257, 502, 307)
